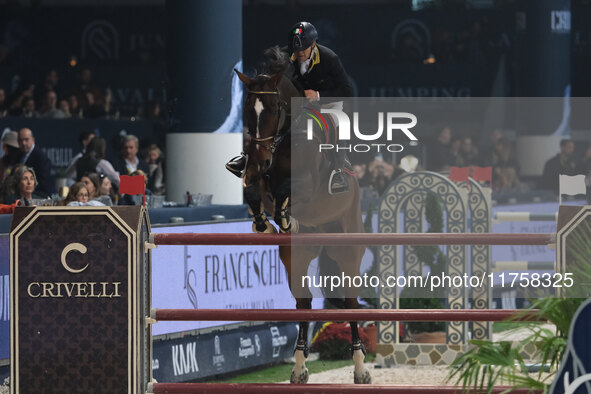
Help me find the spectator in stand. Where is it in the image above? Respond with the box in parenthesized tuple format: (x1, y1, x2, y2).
(146, 144, 165, 195)
(80, 172, 100, 199)
(494, 167, 529, 194)
(3, 166, 43, 205)
(114, 134, 149, 176)
(491, 137, 518, 169)
(17, 128, 55, 197)
(459, 136, 480, 166)
(84, 91, 107, 119)
(60, 181, 107, 206)
(36, 69, 61, 105)
(427, 127, 455, 171)
(481, 129, 504, 165)
(103, 88, 116, 119)
(8, 81, 34, 116)
(0, 130, 21, 181)
(489, 137, 520, 191)
(20, 97, 37, 118)
(39, 90, 66, 118)
(366, 157, 406, 195)
(68, 94, 82, 118)
(449, 137, 463, 166)
(66, 130, 95, 186)
(0, 88, 7, 117)
(69, 67, 103, 115)
(75, 137, 120, 187)
(98, 173, 116, 205)
(61, 182, 90, 205)
(58, 99, 71, 118)
(540, 139, 577, 195)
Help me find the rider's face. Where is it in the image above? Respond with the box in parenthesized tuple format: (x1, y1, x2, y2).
(295, 45, 313, 63)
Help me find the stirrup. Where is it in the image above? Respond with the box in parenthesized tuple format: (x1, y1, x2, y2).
(328, 169, 350, 195)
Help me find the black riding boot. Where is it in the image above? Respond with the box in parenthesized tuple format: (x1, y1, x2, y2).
(328, 150, 350, 195)
(225, 153, 247, 178)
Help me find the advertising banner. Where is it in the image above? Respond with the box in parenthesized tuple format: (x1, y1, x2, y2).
(152, 221, 323, 336)
(10, 207, 148, 394)
(152, 322, 298, 382)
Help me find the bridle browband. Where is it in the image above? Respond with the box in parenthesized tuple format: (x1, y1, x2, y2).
(247, 89, 290, 152)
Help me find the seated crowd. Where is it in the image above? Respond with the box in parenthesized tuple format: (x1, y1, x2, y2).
(352, 127, 590, 199)
(0, 68, 165, 121)
(0, 127, 165, 209)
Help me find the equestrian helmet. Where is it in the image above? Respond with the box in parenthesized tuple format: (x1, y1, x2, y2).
(288, 21, 318, 52)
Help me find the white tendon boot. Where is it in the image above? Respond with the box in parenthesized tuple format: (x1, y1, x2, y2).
(290, 349, 309, 384)
(353, 346, 372, 384)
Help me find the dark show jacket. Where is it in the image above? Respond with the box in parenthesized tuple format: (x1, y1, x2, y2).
(20, 146, 55, 197)
(290, 44, 353, 98)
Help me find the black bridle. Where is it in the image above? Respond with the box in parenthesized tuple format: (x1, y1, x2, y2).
(247, 89, 290, 154)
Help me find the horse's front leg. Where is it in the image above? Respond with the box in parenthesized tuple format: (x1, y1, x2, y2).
(273, 178, 298, 233)
(291, 297, 311, 384)
(244, 177, 275, 233)
(345, 298, 372, 384)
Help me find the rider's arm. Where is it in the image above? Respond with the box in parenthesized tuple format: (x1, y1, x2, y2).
(318, 54, 353, 98)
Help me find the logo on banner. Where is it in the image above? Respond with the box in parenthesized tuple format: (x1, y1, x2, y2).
(551, 11, 571, 33)
(26, 243, 121, 298)
(238, 337, 257, 359)
(213, 335, 225, 371)
(81, 20, 120, 60)
(185, 246, 199, 308)
(172, 342, 199, 376)
(305, 107, 417, 153)
(254, 334, 262, 357)
(270, 326, 288, 358)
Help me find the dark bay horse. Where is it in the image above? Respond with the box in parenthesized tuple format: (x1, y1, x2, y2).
(234, 64, 371, 384)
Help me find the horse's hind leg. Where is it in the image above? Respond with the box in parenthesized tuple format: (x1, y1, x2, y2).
(345, 298, 372, 384)
(326, 242, 372, 384)
(281, 245, 316, 384)
(291, 297, 312, 384)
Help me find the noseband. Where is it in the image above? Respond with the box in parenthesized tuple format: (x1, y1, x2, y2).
(248, 89, 289, 154)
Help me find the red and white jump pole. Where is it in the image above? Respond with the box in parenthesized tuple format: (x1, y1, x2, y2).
(152, 232, 554, 246)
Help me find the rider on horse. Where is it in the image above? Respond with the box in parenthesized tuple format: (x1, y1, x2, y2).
(226, 21, 354, 195)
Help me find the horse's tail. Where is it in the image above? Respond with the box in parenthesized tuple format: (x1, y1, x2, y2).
(264, 45, 293, 75)
(317, 247, 347, 306)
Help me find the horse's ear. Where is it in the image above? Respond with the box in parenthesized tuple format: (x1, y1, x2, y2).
(234, 69, 251, 87)
(268, 73, 283, 89)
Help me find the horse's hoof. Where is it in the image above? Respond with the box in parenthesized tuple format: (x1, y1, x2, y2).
(354, 368, 372, 384)
(280, 217, 299, 233)
(252, 219, 276, 233)
(263, 222, 277, 233)
(290, 367, 309, 384)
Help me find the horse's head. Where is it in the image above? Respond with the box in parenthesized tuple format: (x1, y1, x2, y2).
(235, 69, 287, 174)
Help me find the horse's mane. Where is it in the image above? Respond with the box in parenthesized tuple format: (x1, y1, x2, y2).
(263, 45, 294, 76)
